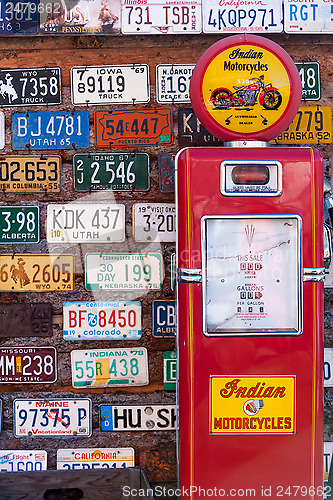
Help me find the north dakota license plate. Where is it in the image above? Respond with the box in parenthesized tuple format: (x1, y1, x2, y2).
(0, 347, 56, 383)
(0, 155, 60, 193)
(133, 203, 176, 242)
(0, 206, 39, 244)
(57, 447, 134, 470)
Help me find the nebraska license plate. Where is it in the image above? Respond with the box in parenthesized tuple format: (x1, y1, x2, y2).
(0, 206, 39, 244)
(71, 348, 149, 388)
(133, 203, 176, 242)
(14, 398, 92, 437)
(100, 405, 177, 431)
(0, 347, 56, 383)
(63, 301, 142, 340)
(57, 447, 134, 470)
(0, 450, 47, 472)
(0, 155, 60, 193)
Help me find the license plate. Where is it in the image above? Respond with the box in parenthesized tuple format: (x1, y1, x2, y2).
(0, 254, 74, 292)
(0, 0, 39, 34)
(12, 111, 89, 150)
(325, 348, 333, 387)
(0, 155, 60, 193)
(100, 405, 177, 431)
(164, 351, 177, 390)
(0, 67, 61, 107)
(203, 0, 282, 33)
(296, 62, 321, 101)
(0, 206, 39, 244)
(0, 303, 52, 337)
(85, 252, 163, 291)
(324, 442, 333, 481)
(71, 65, 149, 105)
(0, 347, 56, 383)
(178, 108, 224, 147)
(94, 108, 173, 147)
(156, 64, 194, 103)
(158, 153, 175, 192)
(63, 301, 142, 340)
(47, 203, 125, 243)
(73, 153, 150, 192)
(0, 451, 47, 472)
(284, 0, 333, 33)
(14, 398, 92, 437)
(57, 448, 134, 470)
(71, 348, 148, 388)
(152, 300, 176, 338)
(133, 203, 176, 242)
(0, 112, 4, 149)
(270, 106, 332, 144)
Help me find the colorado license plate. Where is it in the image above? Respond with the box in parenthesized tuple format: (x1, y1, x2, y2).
(133, 203, 176, 242)
(47, 203, 125, 243)
(63, 301, 142, 340)
(85, 252, 163, 291)
(0, 155, 60, 193)
(0, 451, 47, 472)
(14, 398, 92, 437)
(100, 405, 177, 431)
(0, 206, 39, 244)
(71, 347, 149, 387)
(0, 347, 56, 383)
(57, 448, 134, 470)
(0, 254, 74, 292)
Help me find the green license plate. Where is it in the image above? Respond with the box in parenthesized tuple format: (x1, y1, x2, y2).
(73, 153, 150, 192)
(0, 206, 39, 244)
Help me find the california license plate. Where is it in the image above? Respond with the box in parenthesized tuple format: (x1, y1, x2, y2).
(0, 451, 47, 472)
(71, 348, 149, 387)
(133, 203, 176, 242)
(0, 206, 39, 244)
(57, 448, 134, 470)
(100, 405, 177, 431)
(0, 254, 74, 292)
(63, 301, 142, 340)
(0, 347, 56, 383)
(47, 203, 125, 243)
(156, 64, 194, 103)
(0, 155, 60, 193)
(14, 398, 92, 437)
(85, 252, 163, 291)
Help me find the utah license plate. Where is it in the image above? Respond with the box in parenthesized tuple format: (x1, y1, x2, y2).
(57, 447, 134, 470)
(0, 206, 39, 244)
(0, 347, 56, 383)
(100, 405, 177, 431)
(0, 450, 47, 472)
(0, 155, 60, 193)
(133, 203, 176, 242)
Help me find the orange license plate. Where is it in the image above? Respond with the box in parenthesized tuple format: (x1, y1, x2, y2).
(0, 156, 61, 193)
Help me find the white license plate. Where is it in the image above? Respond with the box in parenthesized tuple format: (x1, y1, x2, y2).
(284, 0, 333, 33)
(47, 203, 125, 243)
(85, 252, 163, 291)
(71, 348, 148, 388)
(14, 399, 92, 437)
(133, 203, 176, 242)
(57, 447, 134, 470)
(156, 65, 194, 103)
(100, 405, 177, 431)
(63, 301, 142, 340)
(121, 0, 202, 34)
(0, 450, 47, 472)
(71, 65, 150, 105)
(325, 348, 333, 387)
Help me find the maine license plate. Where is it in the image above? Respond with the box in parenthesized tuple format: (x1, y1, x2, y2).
(63, 301, 142, 340)
(47, 203, 125, 243)
(133, 203, 176, 242)
(57, 448, 134, 470)
(0, 155, 61, 193)
(73, 153, 150, 192)
(14, 398, 92, 437)
(121, 0, 202, 34)
(12, 111, 89, 150)
(94, 108, 173, 146)
(85, 252, 163, 291)
(0, 206, 39, 244)
(100, 405, 177, 431)
(284, 0, 333, 33)
(0, 254, 74, 292)
(156, 64, 194, 103)
(0, 67, 61, 107)
(0, 450, 47, 472)
(0, 347, 56, 383)
(71, 348, 149, 388)
(71, 65, 149, 105)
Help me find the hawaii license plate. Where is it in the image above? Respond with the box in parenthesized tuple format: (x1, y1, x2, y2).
(133, 203, 176, 242)
(71, 347, 149, 388)
(0, 347, 56, 383)
(100, 404, 177, 431)
(57, 447, 134, 470)
(0, 155, 60, 193)
(0, 450, 47, 472)
(0, 206, 39, 244)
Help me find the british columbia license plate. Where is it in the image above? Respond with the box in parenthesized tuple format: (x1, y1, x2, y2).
(14, 398, 92, 437)
(100, 405, 177, 431)
(56, 448, 134, 470)
(0, 347, 56, 383)
(0, 206, 39, 244)
(133, 203, 176, 242)
(0, 155, 60, 193)
(0, 450, 47, 472)
(71, 348, 149, 388)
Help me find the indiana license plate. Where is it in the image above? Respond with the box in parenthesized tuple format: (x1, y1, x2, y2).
(100, 405, 177, 431)
(57, 447, 134, 470)
(0, 451, 47, 472)
(71, 348, 149, 387)
(0, 347, 56, 383)
(0, 206, 39, 244)
(133, 203, 176, 242)
(0, 155, 60, 193)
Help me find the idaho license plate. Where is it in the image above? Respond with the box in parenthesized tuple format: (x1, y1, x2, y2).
(71, 348, 149, 387)
(100, 405, 177, 431)
(56, 447, 134, 470)
(0, 450, 47, 472)
(0, 206, 39, 244)
(0, 347, 56, 383)
(133, 203, 176, 242)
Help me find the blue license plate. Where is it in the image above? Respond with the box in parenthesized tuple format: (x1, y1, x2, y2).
(0, 0, 39, 34)
(152, 300, 176, 338)
(12, 111, 89, 150)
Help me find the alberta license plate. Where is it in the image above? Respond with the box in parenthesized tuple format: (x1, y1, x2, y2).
(0, 347, 56, 383)
(14, 398, 92, 437)
(0, 450, 47, 472)
(0, 206, 39, 244)
(71, 348, 149, 387)
(133, 203, 176, 242)
(47, 203, 125, 243)
(57, 447, 134, 470)
(100, 405, 177, 431)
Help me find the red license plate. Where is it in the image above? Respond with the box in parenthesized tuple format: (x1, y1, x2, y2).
(0, 347, 56, 383)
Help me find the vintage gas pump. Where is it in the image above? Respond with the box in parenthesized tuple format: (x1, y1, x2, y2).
(176, 35, 324, 497)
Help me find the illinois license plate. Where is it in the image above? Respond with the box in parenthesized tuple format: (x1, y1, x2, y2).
(94, 108, 173, 146)
(71, 65, 149, 105)
(63, 301, 142, 340)
(73, 153, 150, 192)
(0, 206, 39, 244)
(57, 447, 134, 470)
(71, 348, 149, 387)
(156, 64, 194, 103)
(0, 155, 60, 193)
(12, 111, 89, 150)
(100, 405, 177, 431)
(47, 203, 125, 243)
(0, 450, 47, 472)
(133, 203, 176, 242)
(0, 0, 39, 34)
(0, 254, 74, 292)
(0, 347, 56, 383)
(14, 398, 92, 437)
(85, 252, 163, 291)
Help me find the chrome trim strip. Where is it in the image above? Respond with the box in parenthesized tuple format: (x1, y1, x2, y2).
(177, 268, 202, 283)
(303, 275, 325, 282)
(303, 267, 325, 276)
(224, 141, 269, 148)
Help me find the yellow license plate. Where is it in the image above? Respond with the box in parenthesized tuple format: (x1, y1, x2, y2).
(270, 106, 332, 144)
(0, 254, 74, 292)
(0, 156, 61, 193)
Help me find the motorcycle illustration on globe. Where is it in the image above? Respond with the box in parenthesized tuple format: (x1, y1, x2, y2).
(210, 75, 282, 110)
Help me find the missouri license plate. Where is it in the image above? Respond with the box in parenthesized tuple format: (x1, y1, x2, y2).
(0, 450, 47, 472)
(0, 155, 60, 193)
(0, 347, 56, 383)
(133, 203, 176, 242)
(100, 405, 177, 431)
(71, 348, 149, 388)
(57, 447, 134, 470)
(14, 398, 92, 437)
(0, 206, 39, 244)
(47, 203, 125, 243)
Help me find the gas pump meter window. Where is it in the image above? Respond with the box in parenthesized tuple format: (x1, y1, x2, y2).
(201, 215, 302, 335)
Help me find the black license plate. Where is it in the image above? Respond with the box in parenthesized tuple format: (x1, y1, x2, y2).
(178, 108, 224, 147)
(0, 303, 52, 337)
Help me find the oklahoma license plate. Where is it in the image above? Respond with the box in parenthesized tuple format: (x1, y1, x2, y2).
(57, 448, 134, 470)
(47, 203, 125, 243)
(85, 252, 163, 291)
(0, 155, 60, 193)
(71, 348, 149, 388)
(0, 254, 74, 292)
(14, 398, 92, 437)
(0, 206, 39, 244)
(0, 347, 56, 383)
(0, 450, 47, 472)
(133, 203, 176, 242)
(100, 405, 177, 431)
(63, 301, 142, 340)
